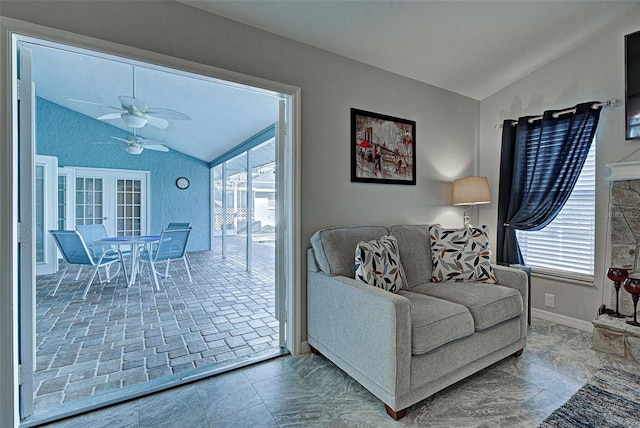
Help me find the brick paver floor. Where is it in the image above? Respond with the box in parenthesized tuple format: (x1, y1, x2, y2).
(33, 239, 279, 411)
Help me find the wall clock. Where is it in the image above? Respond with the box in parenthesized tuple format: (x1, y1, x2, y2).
(176, 177, 190, 190)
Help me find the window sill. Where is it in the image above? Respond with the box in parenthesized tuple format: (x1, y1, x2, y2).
(530, 269, 595, 287)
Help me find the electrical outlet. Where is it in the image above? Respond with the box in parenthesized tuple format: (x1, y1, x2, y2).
(545, 293, 555, 308)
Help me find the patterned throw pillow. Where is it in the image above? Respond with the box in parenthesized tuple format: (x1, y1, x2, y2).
(355, 235, 407, 293)
(429, 225, 497, 283)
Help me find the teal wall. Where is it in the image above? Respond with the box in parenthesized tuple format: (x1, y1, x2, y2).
(35, 97, 211, 252)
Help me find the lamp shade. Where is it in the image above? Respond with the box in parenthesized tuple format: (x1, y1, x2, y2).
(452, 176, 491, 206)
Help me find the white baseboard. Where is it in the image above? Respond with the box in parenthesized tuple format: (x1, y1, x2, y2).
(531, 308, 593, 332)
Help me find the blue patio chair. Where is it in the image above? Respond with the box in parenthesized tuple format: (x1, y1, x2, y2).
(49, 230, 123, 299)
(76, 224, 111, 257)
(167, 222, 191, 229)
(77, 223, 130, 282)
(167, 222, 192, 268)
(138, 227, 193, 290)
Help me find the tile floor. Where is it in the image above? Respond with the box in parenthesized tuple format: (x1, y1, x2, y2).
(34, 239, 279, 411)
(34, 317, 640, 428)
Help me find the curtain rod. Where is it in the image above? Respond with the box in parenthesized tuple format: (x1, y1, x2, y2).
(495, 98, 619, 129)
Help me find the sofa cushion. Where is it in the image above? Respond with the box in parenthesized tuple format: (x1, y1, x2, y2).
(412, 282, 523, 331)
(389, 225, 433, 288)
(310, 226, 389, 277)
(355, 235, 407, 293)
(429, 225, 497, 283)
(398, 291, 474, 355)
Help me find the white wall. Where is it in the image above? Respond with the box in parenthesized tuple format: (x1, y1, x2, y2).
(479, 9, 640, 322)
(0, 3, 479, 424)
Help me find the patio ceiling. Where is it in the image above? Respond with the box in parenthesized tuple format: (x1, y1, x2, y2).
(223, 139, 275, 175)
(25, 38, 280, 164)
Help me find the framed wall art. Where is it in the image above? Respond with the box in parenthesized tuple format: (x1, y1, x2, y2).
(351, 108, 416, 185)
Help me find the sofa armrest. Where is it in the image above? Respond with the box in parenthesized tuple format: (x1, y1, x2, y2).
(307, 269, 412, 400)
(493, 265, 529, 337)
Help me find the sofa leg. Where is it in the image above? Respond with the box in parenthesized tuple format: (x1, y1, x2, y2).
(309, 345, 321, 356)
(513, 348, 524, 357)
(384, 404, 407, 420)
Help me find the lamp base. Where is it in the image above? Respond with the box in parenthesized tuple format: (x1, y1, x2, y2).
(462, 206, 473, 228)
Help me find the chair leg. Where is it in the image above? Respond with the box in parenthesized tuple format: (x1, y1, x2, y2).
(82, 266, 100, 299)
(164, 260, 171, 278)
(149, 261, 161, 291)
(74, 266, 83, 280)
(97, 265, 104, 283)
(100, 265, 109, 283)
(105, 263, 121, 282)
(184, 257, 192, 282)
(384, 404, 407, 420)
(52, 265, 69, 296)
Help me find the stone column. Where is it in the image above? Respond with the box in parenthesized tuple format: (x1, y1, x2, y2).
(610, 180, 640, 317)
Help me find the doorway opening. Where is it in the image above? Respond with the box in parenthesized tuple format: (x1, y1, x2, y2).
(10, 30, 298, 426)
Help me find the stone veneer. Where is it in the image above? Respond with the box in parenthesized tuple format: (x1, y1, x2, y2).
(609, 179, 640, 317)
(593, 179, 640, 360)
(593, 315, 640, 362)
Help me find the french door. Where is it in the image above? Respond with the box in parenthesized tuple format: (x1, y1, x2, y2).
(58, 167, 149, 238)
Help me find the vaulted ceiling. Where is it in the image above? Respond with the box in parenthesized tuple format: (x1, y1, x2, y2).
(181, 0, 639, 100)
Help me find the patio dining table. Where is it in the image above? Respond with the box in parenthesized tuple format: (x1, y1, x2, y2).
(94, 235, 160, 288)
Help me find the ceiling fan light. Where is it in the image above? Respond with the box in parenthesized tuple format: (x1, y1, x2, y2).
(125, 145, 143, 155)
(121, 113, 148, 128)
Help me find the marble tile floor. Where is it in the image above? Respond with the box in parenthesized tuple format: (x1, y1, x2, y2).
(33, 242, 278, 411)
(35, 317, 640, 428)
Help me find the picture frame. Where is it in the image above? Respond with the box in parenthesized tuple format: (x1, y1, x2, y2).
(351, 108, 416, 185)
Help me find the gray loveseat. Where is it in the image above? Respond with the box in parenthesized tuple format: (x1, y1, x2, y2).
(307, 225, 528, 420)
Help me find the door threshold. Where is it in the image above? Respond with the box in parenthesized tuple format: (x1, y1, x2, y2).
(21, 347, 288, 428)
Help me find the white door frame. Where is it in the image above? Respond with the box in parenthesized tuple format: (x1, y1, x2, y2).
(17, 43, 36, 423)
(0, 16, 302, 427)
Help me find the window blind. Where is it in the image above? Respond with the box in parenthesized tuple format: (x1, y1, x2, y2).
(516, 140, 595, 276)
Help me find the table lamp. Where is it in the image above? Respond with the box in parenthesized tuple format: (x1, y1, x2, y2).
(452, 176, 491, 227)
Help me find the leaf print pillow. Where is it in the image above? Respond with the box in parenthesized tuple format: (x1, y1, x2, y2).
(355, 235, 407, 293)
(429, 225, 497, 283)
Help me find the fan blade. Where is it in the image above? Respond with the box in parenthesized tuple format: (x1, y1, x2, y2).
(139, 138, 167, 145)
(145, 108, 191, 120)
(111, 136, 129, 143)
(91, 141, 124, 146)
(68, 98, 102, 106)
(145, 115, 170, 129)
(118, 95, 147, 112)
(143, 144, 169, 152)
(97, 113, 122, 120)
(68, 98, 123, 111)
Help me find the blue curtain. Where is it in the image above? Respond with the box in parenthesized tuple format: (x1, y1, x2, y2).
(496, 102, 602, 265)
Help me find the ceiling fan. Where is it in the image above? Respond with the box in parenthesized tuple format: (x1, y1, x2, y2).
(69, 66, 191, 129)
(93, 132, 170, 155)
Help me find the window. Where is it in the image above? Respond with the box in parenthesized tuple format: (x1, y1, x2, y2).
(516, 141, 596, 278)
